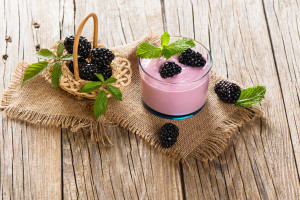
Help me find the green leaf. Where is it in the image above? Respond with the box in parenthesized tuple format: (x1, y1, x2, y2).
(57, 43, 64, 58)
(235, 86, 266, 107)
(136, 42, 162, 59)
(61, 54, 73, 61)
(161, 32, 170, 47)
(105, 77, 117, 84)
(36, 49, 56, 59)
(94, 90, 108, 120)
(162, 46, 173, 60)
(51, 61, 62, 90)
(106, 85, 122, 101)
(80, 82, 102, 93)
(96, 74, 105, 83)
(22, 61, 49, 85)
(162, 38, 195, 59)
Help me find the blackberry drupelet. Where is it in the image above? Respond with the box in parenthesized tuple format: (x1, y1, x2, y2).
(159, 62, 182, 78)
(214, 80, 241, 103)
(68, 57, 88, 73)
(179, 48, 206, 67)
(91, 48, 115, 66)
(99, 67, 113, 80)
(159, 123, 179, 148)
(79, 63, 101, 81)
(64, 35, 91, 58)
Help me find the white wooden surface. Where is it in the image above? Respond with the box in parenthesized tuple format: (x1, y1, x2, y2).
(0, 0, 299, 199)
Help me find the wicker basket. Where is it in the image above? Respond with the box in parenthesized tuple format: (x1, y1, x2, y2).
(43, 13, 132, 99)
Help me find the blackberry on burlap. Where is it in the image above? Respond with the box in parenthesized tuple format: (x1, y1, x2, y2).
(159, 123, 179, 148)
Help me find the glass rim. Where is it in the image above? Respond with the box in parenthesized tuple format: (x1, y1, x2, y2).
(138, 36, 213, 85)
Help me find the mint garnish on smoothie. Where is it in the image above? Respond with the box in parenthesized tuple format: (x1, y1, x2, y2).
(136, 32, 195, 59)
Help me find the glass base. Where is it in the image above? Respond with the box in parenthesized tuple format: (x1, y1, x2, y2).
(142, 101, 206, 120)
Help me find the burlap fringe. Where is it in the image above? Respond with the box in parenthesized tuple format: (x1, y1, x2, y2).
(1, 51, 263, 163)
(0, 61, 111, 144)
(105, 97, 263, 163)
(190, 106, 263, 162)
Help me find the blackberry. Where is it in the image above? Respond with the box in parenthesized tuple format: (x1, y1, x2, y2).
(79, 63, 101, 81)
(68, 57, 88, 73)
(64, 35, 91, 58)
(214, 81, 241, 103)
(91, 48, 115, 66)
(99, 67, 112, 80)
(179, 48, 206, 67)
(159, 123, 179, 148)
(159, 62, 182, 78)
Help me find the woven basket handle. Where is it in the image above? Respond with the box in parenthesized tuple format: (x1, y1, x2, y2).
(73, 13, 98, 80)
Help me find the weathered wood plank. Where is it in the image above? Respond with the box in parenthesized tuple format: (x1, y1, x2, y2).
(164, 0, 300, 199)
(262, 0, 300, 179)
(61, 0, 183, 199)
(0, 0, 62, 199)
(1, 0, 299, 199)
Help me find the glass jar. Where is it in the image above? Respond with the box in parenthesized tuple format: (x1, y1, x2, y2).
(139, 37, 212, 119)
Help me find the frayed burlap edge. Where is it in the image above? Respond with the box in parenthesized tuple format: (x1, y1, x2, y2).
(0, 33, 264, 163)
(101, 70, 263, 162)
(0, 61, 113, 144)
(189, 104, 263, 162)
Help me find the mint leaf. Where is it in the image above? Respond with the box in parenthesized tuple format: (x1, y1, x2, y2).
(106, 85, 122, 101)
(161, 32, 170, 47)
(94, 90, 108, 120)
(57, 43, 64, 58)
(96, 74, 105, 83)
(61, 54, 73, 61)
(136, 42, 162, 59)
(162, 46, 173, 60)
(22, 61, 49, 85)
(36, 49, 56, 59)
(235, 86, 266, 107)
(51, 61, 62, 90)
(163, 38, 195, 59)
(105, 77, 117, 84)
(81, 82, 102, 93)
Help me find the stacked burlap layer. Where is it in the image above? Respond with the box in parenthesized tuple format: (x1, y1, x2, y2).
(0, 34, 263, 162)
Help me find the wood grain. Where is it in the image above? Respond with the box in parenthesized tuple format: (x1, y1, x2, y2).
(262, 0, 300, 178)
(163, 0, 300, 199)
(0, 0, 299, 199)
(61, 0, 183, 199)
(0, 0, 62, 199)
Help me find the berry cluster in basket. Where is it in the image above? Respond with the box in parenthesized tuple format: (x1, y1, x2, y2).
(64, 35, 114, 81)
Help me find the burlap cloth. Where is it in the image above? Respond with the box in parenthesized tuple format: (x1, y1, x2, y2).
(0, 34, 263, 162)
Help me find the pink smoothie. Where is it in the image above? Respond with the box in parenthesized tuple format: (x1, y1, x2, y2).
(139, 54, 210, 116)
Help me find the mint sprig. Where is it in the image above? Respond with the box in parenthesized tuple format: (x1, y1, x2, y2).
(136, 42, 162, 59)
(162, 38, 195, 59)
(136, 32, 195, 59)
(22, 42, 72, 90)
(235, 86, 266, 107)
(161, 32, 170, 47)
(80, 74, 122, 120)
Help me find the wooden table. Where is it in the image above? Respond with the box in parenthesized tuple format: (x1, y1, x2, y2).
(1, 0, 299, 199)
